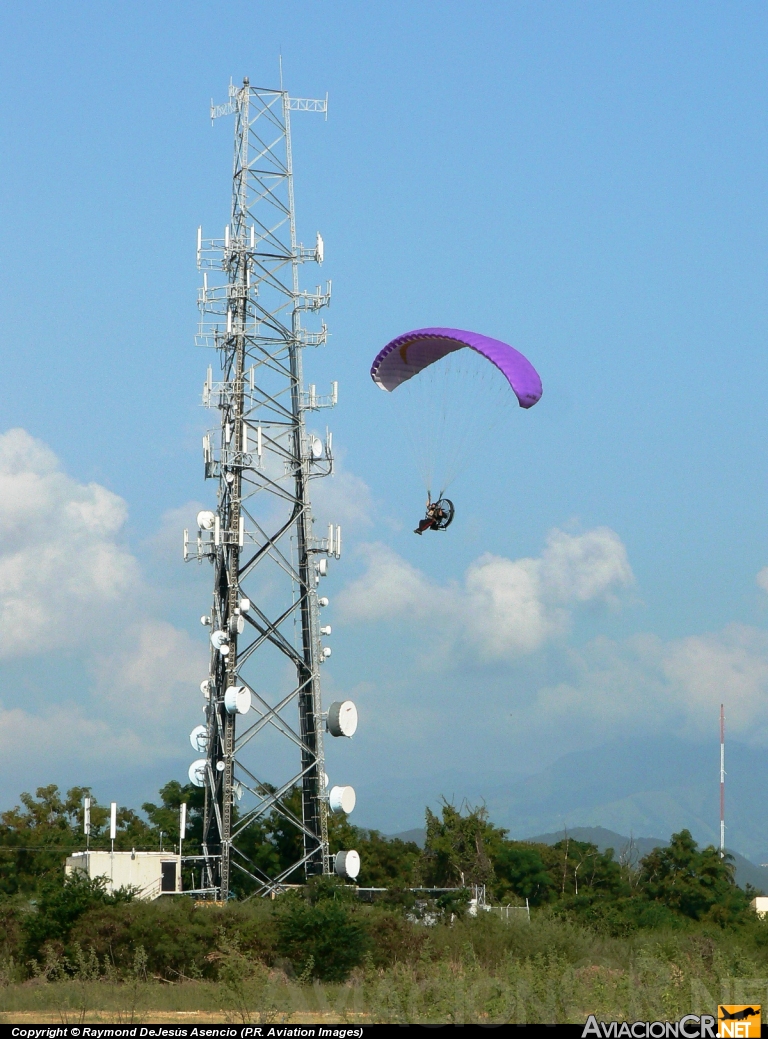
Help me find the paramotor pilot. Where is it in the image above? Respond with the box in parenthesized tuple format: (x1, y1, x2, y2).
(414, 497, 454, 535)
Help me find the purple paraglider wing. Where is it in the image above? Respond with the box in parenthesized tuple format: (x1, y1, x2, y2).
(370, 327, 543, 408)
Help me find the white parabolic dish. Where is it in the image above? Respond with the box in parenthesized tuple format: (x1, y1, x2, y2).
(224, 685, 251, 715)
(197, 510, 216, 530)
(189, 724, 208, 752)
(329, 785, 356, 814)
(188, 759, 207, 787)
(334, 849, 360, 880)
(327, 700, 357, 738)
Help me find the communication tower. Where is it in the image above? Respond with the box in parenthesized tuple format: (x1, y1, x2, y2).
(184, 77, 359, 899)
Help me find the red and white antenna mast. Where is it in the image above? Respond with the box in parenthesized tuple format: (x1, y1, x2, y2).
(720, 703, 725, 857)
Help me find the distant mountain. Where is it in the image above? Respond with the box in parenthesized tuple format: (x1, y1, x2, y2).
(387, 823, 768, 893)
(527, 826, 666, 862)
(374, 736, 768, 865)
(526, 825, 768, 894)
(478, 736, 768, 864)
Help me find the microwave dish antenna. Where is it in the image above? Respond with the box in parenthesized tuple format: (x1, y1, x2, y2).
(185, 77, 358, 899)
(188, 759, 207, 787)
(327, 701, 358, 738)
(190, 725, 209, 752)
(334, 849, 360, 880)
(329, 785, 356, 814)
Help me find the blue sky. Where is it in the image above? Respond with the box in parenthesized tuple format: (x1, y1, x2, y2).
(2, 1, 768, 839)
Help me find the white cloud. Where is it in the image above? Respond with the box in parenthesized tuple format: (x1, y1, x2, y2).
(525, 634, 669, 739)
(11, 422, 768, 818)
(463, 554, 557, 657)
(0, 428, 139, 657)
(337, 527, 634, 662)
(0, 429, 212, 790)
(539, 527, 633, 605)
(92, 620, 208, 722)
(662, 623, 768, 741)
(144, 501, 205, 562)
(524, 621, 768, 749)
(336, 543, 434, 623)
(0, 703, 149, 768)
(310, 460, 374, 532)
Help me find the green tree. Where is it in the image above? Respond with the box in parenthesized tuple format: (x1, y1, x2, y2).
(420, 800, 503, 888)
(492, 842, 554, 905)
(638, 829, 748, 922)
(328, 812, 421, 887)
(0, 785, 153, 896)
(538, 838, 626, 900)
(0, 786, 84, 896)
(143, 781, 204, 848)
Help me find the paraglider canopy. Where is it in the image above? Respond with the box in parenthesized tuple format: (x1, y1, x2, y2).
(371, 327, 542, 409)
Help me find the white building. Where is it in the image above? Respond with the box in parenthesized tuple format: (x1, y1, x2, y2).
(751, 896, 768, 918)
(66, 851, 182, 901)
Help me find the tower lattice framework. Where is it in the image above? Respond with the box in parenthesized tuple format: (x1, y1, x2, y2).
(185, 77, 343, 900)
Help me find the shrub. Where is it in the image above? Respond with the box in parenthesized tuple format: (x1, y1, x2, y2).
(70, 896, 223, 978)
(23, 873, 132, 961)
(365, 907, 429, 968)
(275, 881, 370, 981)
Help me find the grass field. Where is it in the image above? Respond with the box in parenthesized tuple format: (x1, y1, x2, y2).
(2, 914, 767, 1025)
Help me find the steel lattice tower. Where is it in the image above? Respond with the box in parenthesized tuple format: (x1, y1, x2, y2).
(184, 77, 355, 900)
